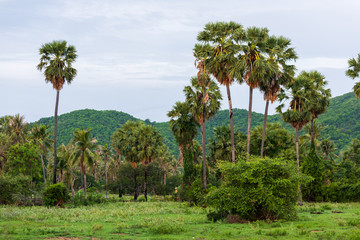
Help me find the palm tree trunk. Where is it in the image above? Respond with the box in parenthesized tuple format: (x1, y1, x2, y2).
(226, 84, 235, 162)
(105, 156, 108, 199)
(53, 90, 60, 184)
(202, 86, 207, 191)
(133, 167, 138, 201)
(247, 87, 253, 161)
(40, 154, 47, 186)
(310, 117, 314, 142)
(296, 128, 303, 206)
(260, 100, 269, 158)
(144, 163, 148, 201)
(178, 145, 184, 167)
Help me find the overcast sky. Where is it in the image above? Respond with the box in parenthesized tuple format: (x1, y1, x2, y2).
(0, 0, 359, 123)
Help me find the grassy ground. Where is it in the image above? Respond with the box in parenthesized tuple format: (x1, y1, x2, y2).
(1, 196, 360, 239)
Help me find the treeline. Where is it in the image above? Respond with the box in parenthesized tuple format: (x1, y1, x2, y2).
(34, 91, 360, 159)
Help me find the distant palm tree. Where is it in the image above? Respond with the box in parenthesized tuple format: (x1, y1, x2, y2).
(346, 53, 360, 97)
(276, 77, 312, 205)
(184, 70, 222, 190)
(137, 124, 163, 201)
(195, 22, 244, 162)
(259, 35, 297, 158)
(72, 128, 98, 200)
(29, 124, 53, 185)
(100, 144, 112, 199)
(37, 40, 77, 184)
(320, 138, 337, 163)
(7, 114, 28, 144)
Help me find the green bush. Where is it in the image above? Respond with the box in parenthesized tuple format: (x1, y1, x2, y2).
(206, 157, 299, 221)
(0, 174, 32, 204)
(43, 183, 68, 207)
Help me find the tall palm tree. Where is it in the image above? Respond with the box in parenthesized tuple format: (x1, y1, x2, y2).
(238, 27, 269, 159)
(29, 124, 53, 185)
(276, 77, 312, 205)
(137, 124, 163, 201)
(298, 71, 331, 141)
(184, 71, 222, 191)
(195, 22, 244, 162)
(37, 40, 77, 184)
(259, 35, 297, 158)
(346, 53, 360, 97)
(72, 128, 98, 200)
(58, 143, 78, 197)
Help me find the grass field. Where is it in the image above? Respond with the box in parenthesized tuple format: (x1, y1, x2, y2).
(1, 196, 360, 239)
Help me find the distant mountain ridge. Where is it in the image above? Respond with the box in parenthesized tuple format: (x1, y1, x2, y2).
(34, 92, 360, 156)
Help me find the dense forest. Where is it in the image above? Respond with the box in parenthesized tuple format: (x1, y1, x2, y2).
(34, 91, 360, 158)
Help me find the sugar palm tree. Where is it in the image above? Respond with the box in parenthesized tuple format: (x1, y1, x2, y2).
(298, 71, 331, 141)
(195, 22, 244, 162)
(259, 35, 297, 158)
(29, 124, 53, 185)
(136, 124, 163, 201)
(72, 128, 98, 200)
(167, 101, 199, 167)
(37, 40, 77, 184)
(112, 121, 142, 200)
(183, 71, 222, 190)
(346, 53, 360, 97)
(237, 27, 269, 159)
(276, 77, 312, 205)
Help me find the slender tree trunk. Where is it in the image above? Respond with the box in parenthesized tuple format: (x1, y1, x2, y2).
(40, 154, 47, 186)
(310, 117, 314, 142)
(83, 170, 87, 200)
(226, 84, 235, 162)
(71, 178, 75, 198)
(202, 86, 207, 191)
(144, 163, 148, 201)
(79, 162, 84, 189)
(296, 129, 303, 206)
(105, 155, 108, 199)
(260, 100, 269, 159)
(53, 90, 60, 184)
(247, 87, 253, 161)
(178, 145, 184, 167)
(133, 167, 138, 201)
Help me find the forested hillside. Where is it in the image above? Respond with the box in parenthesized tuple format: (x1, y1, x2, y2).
(33, 92, 360, 157)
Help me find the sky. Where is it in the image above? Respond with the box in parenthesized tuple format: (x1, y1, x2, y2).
(0, 0, 359, 123)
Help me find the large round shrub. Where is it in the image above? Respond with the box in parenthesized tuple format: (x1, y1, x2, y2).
(43, 183, 68, 207)
(206, 157, 299, 221)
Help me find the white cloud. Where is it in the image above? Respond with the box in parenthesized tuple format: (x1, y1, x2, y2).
(296, 57, 348, 71)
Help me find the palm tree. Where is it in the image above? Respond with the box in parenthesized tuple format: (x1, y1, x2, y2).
(29, 124, 53, 185)
(320, 138, 338, 163)
(112, 121, 142, 200)
(238, 27, 269, 159)
(7, 114, 28, 144)
(100, 144, 112, 199)
(184, 71, 222, 191)
(72, 128, 98, 200)
(298, 71, 331, 141)
(259, 35, 297, 158)
(137, 124, 163, 201)
(276, 77, 312, 205)
(37, 40, 77, 184)
(167, 101, 199, 167)
(346, 53, 360, 97)
(58, 143, 77, 197)
(195, 22, 244, 162)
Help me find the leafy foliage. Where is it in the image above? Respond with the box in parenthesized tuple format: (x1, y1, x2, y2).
(43, 183, 69, 207)
(206, 157, 299, 221)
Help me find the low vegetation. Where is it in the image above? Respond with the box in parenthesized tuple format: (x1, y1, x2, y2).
(1, 200, 360, 239)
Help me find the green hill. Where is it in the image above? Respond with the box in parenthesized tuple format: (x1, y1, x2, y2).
(33, 92, 360, 157)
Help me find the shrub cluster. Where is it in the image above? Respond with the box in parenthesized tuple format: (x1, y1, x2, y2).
(206, 157, 299, 221)
(43, 183, 68, 207)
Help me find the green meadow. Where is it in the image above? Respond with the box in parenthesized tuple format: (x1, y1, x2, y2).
(1, 198, 360, 239)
